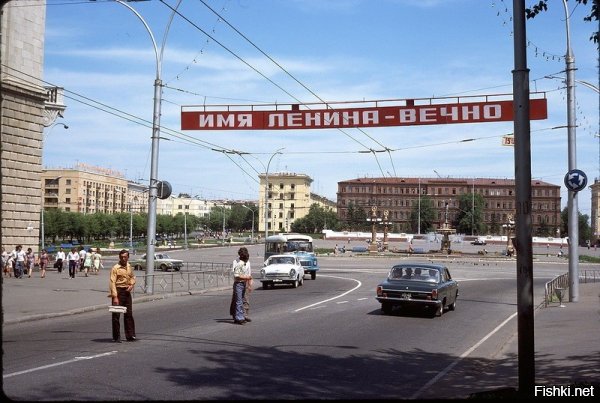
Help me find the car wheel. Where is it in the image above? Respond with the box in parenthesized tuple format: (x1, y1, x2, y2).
(436, 303, 444, 317)
(292, 279, 299, 288)
(134, 264, 142, 271)
(262, 282, 269, 290)
(159, 264, 168, 272)
(448, 293, 458, 311)
(381, 302, 392, 315)
(299, 276, 304, 286)
(311, 271, 316, 280)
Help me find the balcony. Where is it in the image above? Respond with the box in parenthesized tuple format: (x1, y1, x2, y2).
(43, 86, 67, 126)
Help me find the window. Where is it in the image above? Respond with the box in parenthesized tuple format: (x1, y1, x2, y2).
(66, 179, 71, 185)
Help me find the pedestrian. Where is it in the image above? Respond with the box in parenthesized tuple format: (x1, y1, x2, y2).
(230, 247, 252, 325)
(91, 248, 103, 275)
(5, 253, 14, 278)
(108, 249, 137, 343)
(67, 247, 79, 279)
(39, 249, 49, 278)
(83, 249, 92, 277)
(25, 247, 36, 278)
(78, 246, 87, 272)
(55, 247, 65, 273)
(2, 247, 10, 278)
(12, 245, 26, 278)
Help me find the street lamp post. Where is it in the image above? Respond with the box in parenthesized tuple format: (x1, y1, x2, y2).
(560, 0, 580, 302)
(263, 148, 284, 240)
(417, 178, 421, 235)
(366, 205, 381, 253)
(114, 0, 182, 294)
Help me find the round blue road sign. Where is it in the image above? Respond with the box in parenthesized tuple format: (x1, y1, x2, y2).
(564, 169, 587, 192)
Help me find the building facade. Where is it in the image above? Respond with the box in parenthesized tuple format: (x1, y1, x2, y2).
(42, 165, 146, 214)
(258, 172, 336, 233)
(591, 178, 600, 245)
(337, 177, 561, 235)
(0, 1, 66, 252)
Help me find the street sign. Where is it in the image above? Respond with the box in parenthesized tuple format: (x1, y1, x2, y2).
(564, 169, 588, 192)
(501, 134, 515, 146)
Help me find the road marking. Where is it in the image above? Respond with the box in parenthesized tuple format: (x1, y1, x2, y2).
(3, 351, 118, 379)
(410, 312, 518, 399)
(294, 275, 361, 312)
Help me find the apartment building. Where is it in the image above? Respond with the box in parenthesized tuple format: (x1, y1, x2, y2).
(258, 172, 336, 233)
(41, 164, 146, 214)
(337, 177, 561, 235)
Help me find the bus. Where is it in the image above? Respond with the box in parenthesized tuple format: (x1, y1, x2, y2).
(264, 233, 319, 280)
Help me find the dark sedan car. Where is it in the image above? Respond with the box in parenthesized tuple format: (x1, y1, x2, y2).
(375, 263, 459, 317)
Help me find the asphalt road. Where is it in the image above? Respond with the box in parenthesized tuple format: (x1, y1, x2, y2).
(2, 246, 570, 400)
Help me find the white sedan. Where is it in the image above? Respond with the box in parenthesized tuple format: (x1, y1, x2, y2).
(260, 254, 305, 289)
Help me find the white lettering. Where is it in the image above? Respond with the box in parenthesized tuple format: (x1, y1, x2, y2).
(440, 106, 459, 120)
(419, 107, 437, 122)
(342, 111, 360, 126)
(461, 106, 480, 120)
(363, 111, 379, 125)
(399, 109, 416, 123)
(483, 105, 501, 119)
(217, 114, 235, 127)
(268, 113, 285, 127)
(238, 113, 252, 127)
(305, 113, 321, 126)
(287, 113, 303, 127)
(198, 115, 214, 128)
(324, 112, 340, 126)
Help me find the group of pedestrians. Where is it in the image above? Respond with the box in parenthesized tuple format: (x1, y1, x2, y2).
(1, 245, 103, 279)
(2, 245, 46, 279)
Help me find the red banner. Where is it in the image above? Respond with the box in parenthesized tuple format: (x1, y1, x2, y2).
(181, 98, 547, 131)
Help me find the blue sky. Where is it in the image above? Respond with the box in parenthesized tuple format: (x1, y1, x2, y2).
(42, 0, 599, 218)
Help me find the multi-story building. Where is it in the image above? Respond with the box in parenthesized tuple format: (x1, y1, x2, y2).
(258, 172, 336, 233)
(41, 164, 146, 214)
(591, 179, 600, 245)
(1, 1, 66, 251)
(337, 177, 561, 235)
(157, 196, 218, 218)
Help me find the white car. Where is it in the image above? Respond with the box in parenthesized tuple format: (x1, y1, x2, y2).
(260, 254, 305, 289)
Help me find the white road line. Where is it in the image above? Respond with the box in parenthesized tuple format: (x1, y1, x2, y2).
(3, 351, 118, 378)
(410, 312, 518, 400)
(294, 275, 361, 312)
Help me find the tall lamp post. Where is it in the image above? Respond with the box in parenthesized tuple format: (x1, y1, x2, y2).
(113, 0, 182, 294)
(262, 148, 284, 239)
(561, 0, 580, 302)
(242, 205, 255, 242)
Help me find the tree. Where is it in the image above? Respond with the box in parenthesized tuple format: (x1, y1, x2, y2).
(291, 204, 339, 234)
(560, 207, 592, 243)
(526, 0, 599, 47)
(409, 195, 436, 234)
(453, 193, 486, 235)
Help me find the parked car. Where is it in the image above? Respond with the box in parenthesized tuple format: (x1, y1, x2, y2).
(471, 239, 486, 245)
(130, 253, 183, 272)
(260, 254, 304, 289)
(375, 263, 459, 317)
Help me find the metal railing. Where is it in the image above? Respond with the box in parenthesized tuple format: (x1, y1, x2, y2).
(544, 269, 600, 307)
(133, 262, 233, 296)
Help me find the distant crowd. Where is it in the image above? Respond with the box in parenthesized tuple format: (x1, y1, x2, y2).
(2, 245, 103, 279)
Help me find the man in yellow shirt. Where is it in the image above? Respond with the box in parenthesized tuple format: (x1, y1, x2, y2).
(109, 249, 137, 342)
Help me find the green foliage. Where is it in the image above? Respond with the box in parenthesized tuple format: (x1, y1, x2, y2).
(560, 207, 593, 243)
(290, 204, 340, 233)
(525, 0, 599, 47)
(451, 193, 486, 235)
(409, 195, 436, 233)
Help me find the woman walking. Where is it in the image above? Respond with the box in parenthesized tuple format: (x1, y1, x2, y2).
(25, 247, 36, 278)
(39, 249, 49, 278)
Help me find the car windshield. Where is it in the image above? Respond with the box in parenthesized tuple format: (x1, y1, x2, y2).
(390, 267, 439, 282)
(271, 257, 294, 265)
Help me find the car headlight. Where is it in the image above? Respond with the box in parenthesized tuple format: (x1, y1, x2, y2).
(289, 268, 296, 277)
(260, 269, 266, 277)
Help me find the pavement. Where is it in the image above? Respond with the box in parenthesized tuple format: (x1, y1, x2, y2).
(2, 259, 599, 398)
